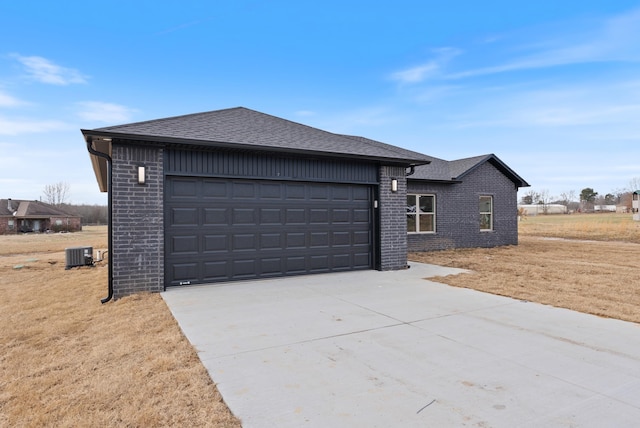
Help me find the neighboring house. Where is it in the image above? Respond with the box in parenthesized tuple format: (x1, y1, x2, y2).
(633, 191, 640, 221)
(0, 199, 82, 234)
(83, 107, 528, 299)
(408, 155, 529, 252)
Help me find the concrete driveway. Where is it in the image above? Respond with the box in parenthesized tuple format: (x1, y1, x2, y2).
(162, 263, 640, 427)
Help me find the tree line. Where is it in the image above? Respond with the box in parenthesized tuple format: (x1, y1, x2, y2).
(520, 177, 640, 213)
(42, 181, 107, 225)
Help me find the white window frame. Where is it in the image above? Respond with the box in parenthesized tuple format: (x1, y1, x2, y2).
(407, 194, 436, 234)
(480, 195, 493, 231)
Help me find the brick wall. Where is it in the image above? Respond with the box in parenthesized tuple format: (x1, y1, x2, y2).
(378, 165, 408, 270)
(407, 162, 519, 252)
(0, 217, 16, 234)
(111, 144, 164, 298)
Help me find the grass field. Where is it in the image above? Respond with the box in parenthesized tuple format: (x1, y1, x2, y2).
(410, 212, 640, 324)
(518, 211, 640, 243)
(2, 214, 639, 426)
(0, 227, 241, 427)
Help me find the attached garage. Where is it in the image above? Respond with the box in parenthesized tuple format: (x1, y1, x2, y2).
(83, 107, 432, 300)
(165, 177, 373, 285)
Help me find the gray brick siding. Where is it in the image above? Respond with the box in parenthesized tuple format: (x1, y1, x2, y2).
(111, 144, 164, 298)
(407, 162, 519, 252)
(379, 165, 408, 270)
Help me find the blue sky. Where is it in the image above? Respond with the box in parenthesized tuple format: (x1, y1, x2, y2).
(2, 1, 640, 204)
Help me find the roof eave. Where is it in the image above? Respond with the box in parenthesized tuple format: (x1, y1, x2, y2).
(81, 130, 433, 167)
(455, 154, 530, 188)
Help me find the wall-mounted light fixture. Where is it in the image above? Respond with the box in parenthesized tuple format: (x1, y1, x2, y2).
(391, 178, 398, 193)
(137, 166, 146, 185)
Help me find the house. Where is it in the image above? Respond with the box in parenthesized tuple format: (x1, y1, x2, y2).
(0, 199, 82, 234)
(633, 191, 640, 221)
(83, 107, 528, 300)
(408, 155, 529, 251)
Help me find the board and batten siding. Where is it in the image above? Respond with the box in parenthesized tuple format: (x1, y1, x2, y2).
(165, 148, 379, 184)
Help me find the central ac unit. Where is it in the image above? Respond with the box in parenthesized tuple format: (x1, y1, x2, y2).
(65, 246, 94, 269)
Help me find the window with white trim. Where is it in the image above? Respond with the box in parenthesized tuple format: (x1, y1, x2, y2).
(407, 194, 435, 233)
(480, 195, 493, 231)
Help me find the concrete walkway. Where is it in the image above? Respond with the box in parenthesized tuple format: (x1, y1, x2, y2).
(162, 263, 640, 427)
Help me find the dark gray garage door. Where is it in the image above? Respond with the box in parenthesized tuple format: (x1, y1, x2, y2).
(165, 177, 373, 286)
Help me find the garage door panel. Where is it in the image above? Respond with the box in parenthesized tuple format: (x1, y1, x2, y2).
(204, 208, 228, 225)
(259, 183, 282, 199)
(331, 209, 350, 223)
(260, 258, 284, 275)
(309, 255, 330, 271)
(332, 231, 351, 246)
(233, 234, 258, 251)
(310, 209, 329, 223)
(202, 180, 228, 198)
(260, 233, 283, 250)
(232, 182, 257, 199)
(166, 177, 373, 286)
(285, 184, 306, 199)
(352, 186, 370, 201)
(353, 230, 372, 245)
(171, 207, 199, 226)
(285, 209, 306, 224)
(286, 232, 306, 249)
(203, 234, 228, 252)
(172, 235, 199, 253)
(233, 208, 257, 224)
(172, 262, 199, 282)
(260, 208, 283, 224)
(353, 252, 371, 267)
(310, 232, 329, 247)
(232, 259, 258, 278)
(332, 254, 351, 269)
(170, 178, 198, 198)
(203, 261, 228, 280)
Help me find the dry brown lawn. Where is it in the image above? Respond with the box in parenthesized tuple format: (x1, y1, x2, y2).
(410, 213, 640, 324)
(3, 214, 639, 425)
(0, 227, 240, 427)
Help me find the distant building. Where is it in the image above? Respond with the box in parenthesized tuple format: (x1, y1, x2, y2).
(593, 205, 617, 213)
(518, 204, 567, 216)
(0, 199, 82, 234)
(633, 191, 640, 221)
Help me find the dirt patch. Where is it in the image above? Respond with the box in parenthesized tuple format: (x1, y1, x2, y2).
(0, 227, 240, 427)
(410, 235, 640, 324)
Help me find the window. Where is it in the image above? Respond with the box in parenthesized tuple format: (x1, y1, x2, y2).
(479, 196, 493, 231)
(8, 220, 14, 230)
(407, 194, 435, 233)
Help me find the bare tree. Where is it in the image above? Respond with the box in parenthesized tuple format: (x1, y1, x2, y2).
(521, 190, 540, 205)
(538, 189, 553, 214)
(628, 177, 640, 192)
(43, 181, 70, 206)
(559, 190, 576, 207)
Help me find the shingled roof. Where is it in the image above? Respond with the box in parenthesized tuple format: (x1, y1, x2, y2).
(83, 107, 433, 166)
(410, 154, 529, 188)
(0, 199, 78, 218)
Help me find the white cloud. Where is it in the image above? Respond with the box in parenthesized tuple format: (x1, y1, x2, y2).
(391, 47, 461, 84)
(446, 8, 640, 80)
(0, 116, 71, 135)
(13, 55, 88, 85)
(0, 90, 27, 107)
(77, 101, 136, 124)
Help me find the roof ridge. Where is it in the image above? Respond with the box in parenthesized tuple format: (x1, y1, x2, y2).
(94, 106, 247, 131)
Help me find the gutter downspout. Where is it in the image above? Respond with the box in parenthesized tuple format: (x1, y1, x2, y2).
(85, 136, 113, 304)
(406, 165, 416, 177)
